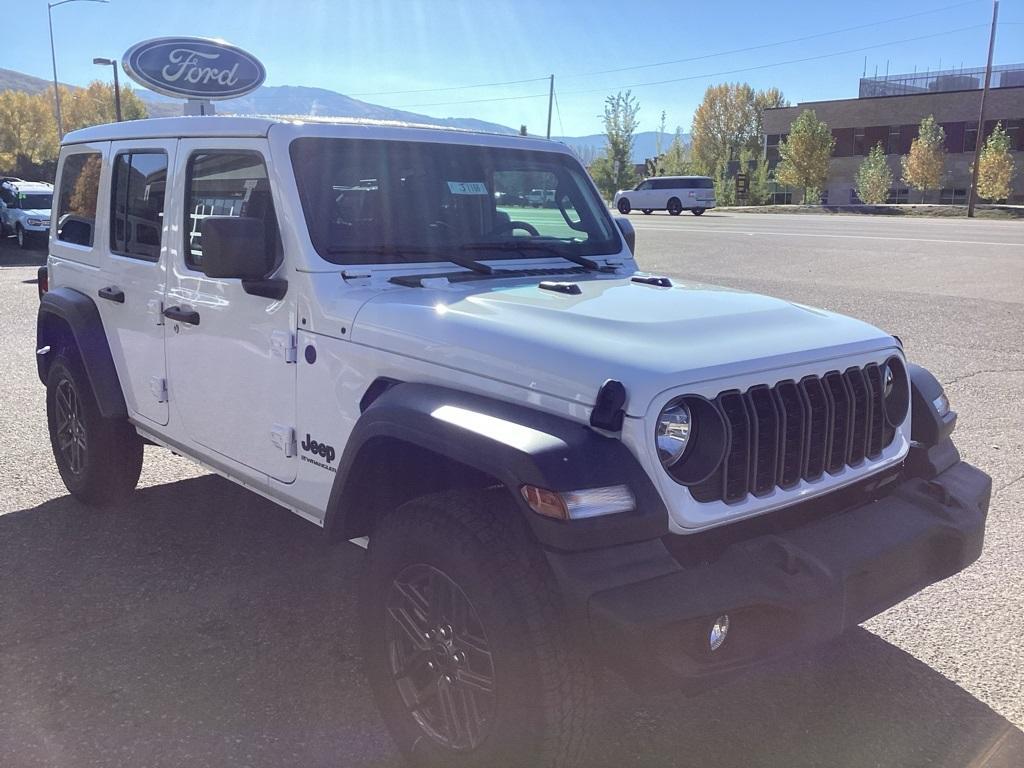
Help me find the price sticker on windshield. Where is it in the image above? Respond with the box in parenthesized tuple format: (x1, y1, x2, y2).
(447, 181, 489, 195)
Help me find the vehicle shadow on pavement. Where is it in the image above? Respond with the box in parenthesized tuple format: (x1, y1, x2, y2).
(0, 243, 46, 268)
(1, 474, 1021, 768)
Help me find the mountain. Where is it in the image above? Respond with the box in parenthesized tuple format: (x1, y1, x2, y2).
(553, 131, 689, 165)
(1, 67, 683, 160)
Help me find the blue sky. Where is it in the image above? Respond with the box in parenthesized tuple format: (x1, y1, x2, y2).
(4, 0, 1023, 135)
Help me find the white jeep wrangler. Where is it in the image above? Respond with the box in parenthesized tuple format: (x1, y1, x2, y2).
(37, 116, 989, 768)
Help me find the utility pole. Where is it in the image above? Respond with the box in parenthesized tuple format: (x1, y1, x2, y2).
(967, 0, 999, 218)
(546, 74, 554, 140)
(47, 4, 64, 140)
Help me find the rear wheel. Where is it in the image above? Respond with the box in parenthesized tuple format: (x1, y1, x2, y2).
(617, 198, 631, 214)
(362, 490, 594, 768)
(667, 198, 683, 216)
(692, 208, 706, 216)
(46, 351, 143, 506)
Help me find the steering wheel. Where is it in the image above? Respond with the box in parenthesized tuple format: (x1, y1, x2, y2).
(491, 219, 540, 237)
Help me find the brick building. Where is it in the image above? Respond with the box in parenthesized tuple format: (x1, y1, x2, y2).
(762, 65, 1024, 204)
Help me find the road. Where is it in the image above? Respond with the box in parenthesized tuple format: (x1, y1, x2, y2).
(1, 212, 1023, 767)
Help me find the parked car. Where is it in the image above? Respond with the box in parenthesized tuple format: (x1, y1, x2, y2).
(614, 175, 716, 216)
(0, 178, 54, 248)
(525, 187, 556, 207)
(37, 116, 989, 768)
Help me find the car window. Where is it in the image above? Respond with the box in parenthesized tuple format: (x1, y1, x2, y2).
(290, 138, 619, 265)
(56, 152, 102, 247)
(111, 151, 168, 261)
(185, 151, 279, 272)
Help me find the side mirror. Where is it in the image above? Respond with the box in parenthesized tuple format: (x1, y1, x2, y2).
(614, 216, 635, 255)
(200, 216, 271, 280)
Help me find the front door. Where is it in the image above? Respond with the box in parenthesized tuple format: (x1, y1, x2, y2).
(164, 140, 297, 483)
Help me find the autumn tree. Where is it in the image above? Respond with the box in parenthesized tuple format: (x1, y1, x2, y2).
(0, 81, 147, 176)
(855, 143, 893, 204)
(590, 90, 641, 199)
(975, 121, 1015, 202)
(901, 115, 945, 202)
(775, 109, 834, 203)
(691, 83, 788, 176)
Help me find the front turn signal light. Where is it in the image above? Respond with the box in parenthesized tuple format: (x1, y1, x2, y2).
(521, 484, 635, 520)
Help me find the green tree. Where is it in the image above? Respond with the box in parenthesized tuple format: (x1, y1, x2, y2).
(590, 90, 640, 199)
(855, 143, 893, 204)
(976, 121, 1015, 202)
(775, 109, 834, 204)
(659, 128, 692, 175)
(901, 115, 945, 202)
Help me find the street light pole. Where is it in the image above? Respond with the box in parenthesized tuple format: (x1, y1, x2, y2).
(93, 57, 122, 121)
(47, 0, 110, 139)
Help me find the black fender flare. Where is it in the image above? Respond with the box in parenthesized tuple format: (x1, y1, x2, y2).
(37, 287, 127, 420)
(324, 383, 668, 551)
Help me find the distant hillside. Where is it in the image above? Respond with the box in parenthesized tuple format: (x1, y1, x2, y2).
(0, 67, 56, 94)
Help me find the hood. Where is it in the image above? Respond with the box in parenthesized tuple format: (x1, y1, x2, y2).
(20, 208, 50, 218)
(350, 276, 894, 416)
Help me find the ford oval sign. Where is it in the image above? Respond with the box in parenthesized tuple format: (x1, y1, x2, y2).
(122, 37, 265, 100)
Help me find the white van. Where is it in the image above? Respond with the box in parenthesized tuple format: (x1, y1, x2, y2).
(614, 175, 716, 216)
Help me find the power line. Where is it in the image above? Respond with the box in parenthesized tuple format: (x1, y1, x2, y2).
(555, 24, 990, 98)
(392, 24, 989, 108)
(559, 0, 983, 79)
(353, 0, 981, 101)
(348, 75, 550, 98)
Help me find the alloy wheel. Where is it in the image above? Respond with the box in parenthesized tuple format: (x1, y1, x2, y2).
(386, 563, 496, 751)
(55, 378, 87, 475)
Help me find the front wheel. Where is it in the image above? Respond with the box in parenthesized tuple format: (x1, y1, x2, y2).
(46, 351, 143, 506)
(362, 490, 594, 768)
(616, 198, 631, 214)
(692, 208, 706, 216)
(16, 225, 30, 249)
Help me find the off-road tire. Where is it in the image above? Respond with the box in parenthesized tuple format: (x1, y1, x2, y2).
(46, 351, 143, 507)
(667, 198, 683, 216)
(616, 198, 631, 214)
(361, 489, 595, 768)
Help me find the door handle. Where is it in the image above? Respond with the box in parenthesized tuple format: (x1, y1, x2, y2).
(163, 305, 200, 325)
(98, 286, 125, 303)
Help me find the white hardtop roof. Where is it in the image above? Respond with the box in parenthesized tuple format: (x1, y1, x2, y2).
(645, 175, 713, 180)
(62, 115, 572, 154)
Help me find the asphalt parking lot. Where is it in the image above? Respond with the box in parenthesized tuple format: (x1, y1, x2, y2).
(1, 212, 1023, 767)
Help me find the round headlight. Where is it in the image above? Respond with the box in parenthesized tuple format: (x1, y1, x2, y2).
(656, 401, 691, 467)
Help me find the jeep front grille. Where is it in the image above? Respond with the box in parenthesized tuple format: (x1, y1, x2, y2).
(689, 364, 898, 504)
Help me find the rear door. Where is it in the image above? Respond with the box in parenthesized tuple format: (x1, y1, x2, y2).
(98, 140, 175, 426)
(163, 140, 297, 483)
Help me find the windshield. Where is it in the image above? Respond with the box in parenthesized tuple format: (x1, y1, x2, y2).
(290, 138, 620, 265)
(18, 193, 52, 210)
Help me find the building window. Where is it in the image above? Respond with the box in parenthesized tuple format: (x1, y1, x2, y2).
(1007, 119, 1022, 151)
(887, 126, 902, 154)
(834, 128, 855, 157)
(942, 122, 966, 153)
(850, 188, 863, 205)
(853, 128, 866, 155)
(964, 125, 978, 153)
(887, 187, 910, 204)
(940, 188, 967, 205)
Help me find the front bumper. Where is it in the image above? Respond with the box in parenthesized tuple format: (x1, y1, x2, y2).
(548, 457, 989, 690)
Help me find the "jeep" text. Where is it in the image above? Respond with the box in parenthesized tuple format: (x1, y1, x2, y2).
(301, 434, 335, 464)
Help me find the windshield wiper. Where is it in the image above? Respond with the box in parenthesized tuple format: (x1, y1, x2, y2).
(324, 244, 493, 274)
(461, 240, 602, 271)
